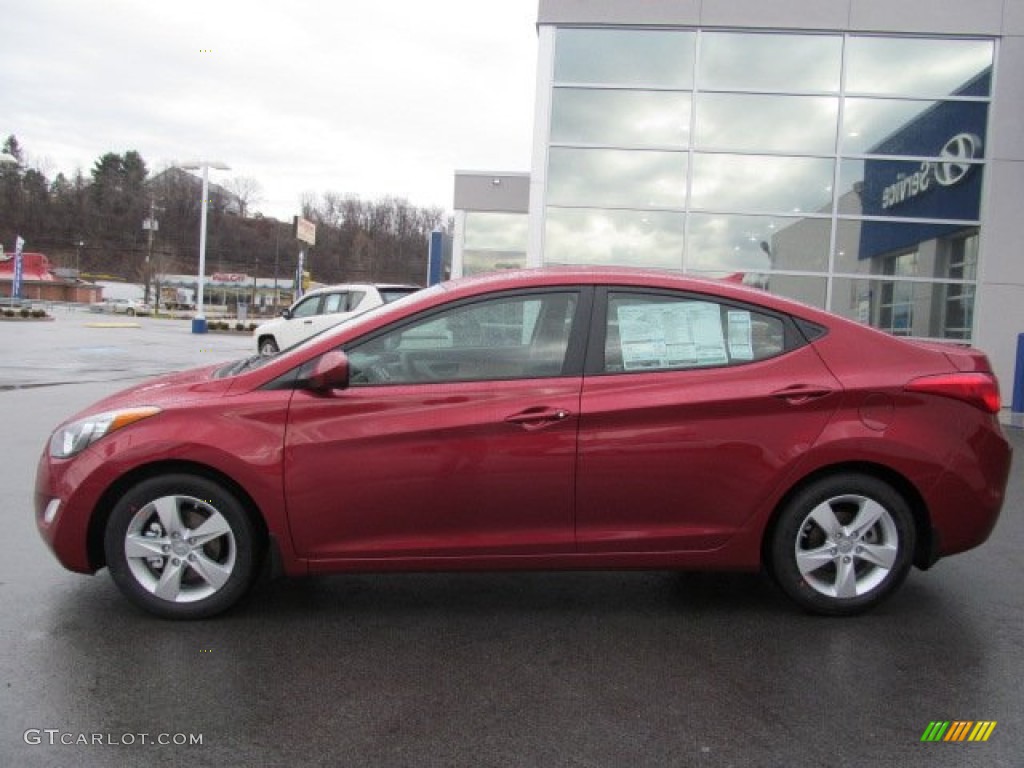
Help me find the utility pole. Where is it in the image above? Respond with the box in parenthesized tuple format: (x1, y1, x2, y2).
(142, 201, 159, 305)
(273, 220, 281, 308)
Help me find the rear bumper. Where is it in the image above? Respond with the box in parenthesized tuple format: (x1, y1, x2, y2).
(923, 423, 1012, 561)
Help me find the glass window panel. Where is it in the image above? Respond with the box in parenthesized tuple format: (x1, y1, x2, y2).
(940, 281, 975, 340)
(834, 219, 979, 276)
(765, 275, 828, 308)
(842, 98, 988, 157)
(687, 214, 830, 274)
(461, 250, 526, 276)
(845, 37, 993, 97)
(695, 94, 838, 153)
(545, 207, 684, 269)
(698, 32, 842, 92)
(830, 277, 972, 340)
(554, 28, 695, 88)
(838, 158, 982, 219)
(547, 147, 687, 208)
(551, 88, 691, 147)
(464, 212, 528, 251)
(944, 231, 979, 281)
(683, 271, 828, 308)
(690, 154, 835, 214)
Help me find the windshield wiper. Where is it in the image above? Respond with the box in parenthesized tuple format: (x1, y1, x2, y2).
(217, 354, 268, 378)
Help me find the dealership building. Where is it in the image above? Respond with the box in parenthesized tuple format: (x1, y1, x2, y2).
(452, 0, 1024, 408)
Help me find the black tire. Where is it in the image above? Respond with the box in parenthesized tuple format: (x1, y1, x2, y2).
(769, 473, 915, 616)
(104, 474, 259, 619)
(258, 336, 279, 356)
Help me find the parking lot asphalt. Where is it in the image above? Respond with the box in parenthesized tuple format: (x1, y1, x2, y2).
(1, 311, 1022, 767)
(0, 307, 254, 390)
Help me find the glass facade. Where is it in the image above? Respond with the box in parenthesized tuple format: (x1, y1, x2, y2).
(461, 211, 529, 276)
(542, 28, 993, 341)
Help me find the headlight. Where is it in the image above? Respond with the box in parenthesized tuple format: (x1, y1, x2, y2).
(49, 407, 162, 459)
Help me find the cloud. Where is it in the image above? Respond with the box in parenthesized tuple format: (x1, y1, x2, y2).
(1, 0, 539, 218)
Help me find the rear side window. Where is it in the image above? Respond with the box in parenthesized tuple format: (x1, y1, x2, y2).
(604, 292, 787, 373)
(322, 291, 365, 313)
(321, 292, 347, 314)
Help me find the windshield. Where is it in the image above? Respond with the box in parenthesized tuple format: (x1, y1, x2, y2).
(223, 284, 446, 372)
(213, 353, 277, 378)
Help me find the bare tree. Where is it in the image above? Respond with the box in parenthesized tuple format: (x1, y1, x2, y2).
(225, 176, 264, 218)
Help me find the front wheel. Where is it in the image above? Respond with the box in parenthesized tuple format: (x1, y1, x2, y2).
(258, 336, 279, 356)
(104, 474, 260, 619)
(769, 473, 915, 616)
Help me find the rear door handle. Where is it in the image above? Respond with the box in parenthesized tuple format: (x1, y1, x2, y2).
(771, 384, 834, 404)
(505, 407, 572, 430)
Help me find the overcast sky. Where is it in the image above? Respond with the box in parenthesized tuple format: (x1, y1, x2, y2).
(2, 0, 540, 219)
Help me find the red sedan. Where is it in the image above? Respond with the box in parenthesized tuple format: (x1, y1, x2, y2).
(35, 268, 1012, 618)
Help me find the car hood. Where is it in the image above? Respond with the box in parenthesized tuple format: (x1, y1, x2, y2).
(58, 363, 232, 425)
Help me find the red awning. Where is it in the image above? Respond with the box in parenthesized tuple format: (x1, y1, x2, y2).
(0, 252, 56, 281)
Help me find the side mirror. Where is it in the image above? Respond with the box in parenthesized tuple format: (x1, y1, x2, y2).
(306, 350, 350, 391)
(281, 308, 292, 319)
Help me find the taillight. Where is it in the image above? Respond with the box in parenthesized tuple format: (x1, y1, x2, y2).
(905, 372, 1001, 414)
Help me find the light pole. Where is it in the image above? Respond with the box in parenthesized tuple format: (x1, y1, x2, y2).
(176, 160, 230, 333)
(142, 201, 162, 306)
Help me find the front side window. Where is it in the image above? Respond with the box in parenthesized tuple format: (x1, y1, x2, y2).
(290, 295, 322, 319)
(604, 292, 787, 373)
(347, 292, 579, 385)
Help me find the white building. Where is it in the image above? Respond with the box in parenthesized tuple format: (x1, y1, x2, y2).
(453, 0, 1024, 406)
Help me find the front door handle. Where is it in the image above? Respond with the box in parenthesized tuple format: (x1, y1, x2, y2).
(505, 407, 572, 430)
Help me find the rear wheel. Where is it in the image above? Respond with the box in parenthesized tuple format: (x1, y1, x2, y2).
(769, 473, 915, 616)
(258, 336, 279, 356)
(104, 474, 259, 619)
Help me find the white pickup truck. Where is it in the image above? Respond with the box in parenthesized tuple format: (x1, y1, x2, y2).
(254, 283, 420, 355)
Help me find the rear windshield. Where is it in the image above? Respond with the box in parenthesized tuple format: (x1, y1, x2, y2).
(380, 287, 420, 303)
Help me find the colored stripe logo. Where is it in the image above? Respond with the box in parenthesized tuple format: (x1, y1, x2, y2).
(921, 721, 997, 742)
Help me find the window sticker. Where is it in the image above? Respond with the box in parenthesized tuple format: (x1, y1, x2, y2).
(617, 301, 727, 370)
(727, 310, 754, 360)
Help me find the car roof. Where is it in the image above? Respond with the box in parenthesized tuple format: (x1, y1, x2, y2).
(303, 282, 420, 296)
(440, 266, 814, 313)
(306, 266, 838, 340)
(242, 265, 921, 386)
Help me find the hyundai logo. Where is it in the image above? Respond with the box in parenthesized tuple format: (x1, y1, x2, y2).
(933, 132, 982, 187)
(880, 132, 982, 209)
